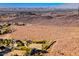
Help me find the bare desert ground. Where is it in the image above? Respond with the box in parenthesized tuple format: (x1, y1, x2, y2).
(0, 10, 79, 56)
(9, 25, 79, 56)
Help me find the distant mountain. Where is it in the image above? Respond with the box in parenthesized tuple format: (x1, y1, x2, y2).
(0, 8, 54, 12)
(54, 3, 79, 9)
(0, 3, 79, 12)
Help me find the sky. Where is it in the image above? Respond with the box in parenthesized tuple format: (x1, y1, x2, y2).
(55, 3, 79, 9)
(0, 3, 64, 8)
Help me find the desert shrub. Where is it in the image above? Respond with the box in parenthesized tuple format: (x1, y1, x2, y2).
(0, 39, 3, 45)
(26, 40, 46, 46)
(21, 40, 28, 46)
(6, 39, 12, 46)
(13, 54, 19, 56)
(7, 39, 12, 43)
(42, 40, 56, 50)
(17, 42, 23, 46)
(2, 22, 11, 28)
(3, 39, 9, 46)
(0, 26, 2, 29)
(56, 14, 65, 17)
(46, 16, 53, 19)
(0, 24, 11, 35)
(16, 40, 24, 47)
(32, 40, 46, 44)
(24, 48, 42, 56)
(19, 47, 44, 56)
(25, 48, 32, 56)
(42, 44, 49, 50)
(14, 22, 25, 26)
(29, 48, 41, 56)
(0, 39, 12, 46)
(0, 28, 9, 34)
(26, 40, 32, 46)
(17, 46, 31, 51)
(0, 29, 5, 34)
(3, 39, 7, 44)
(25, 48, 47, 56)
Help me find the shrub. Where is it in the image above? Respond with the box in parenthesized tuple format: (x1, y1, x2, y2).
(32, 40, 46, 44)
(25, 48, 47, 56)
(25, 48, 32, 56)
(14, 22, 25, 26)
(0, 39, 13, 46)
(16, 40, 24, 47)
(0, 39, 3, 45)
(42, 40, 56, 50)
(0, 25, 11, 35)
(13, 54, 19, 56)
(17, 46, 31, 51)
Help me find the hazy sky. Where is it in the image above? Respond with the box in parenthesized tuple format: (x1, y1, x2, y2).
(0, 3, 78, 9)
(56, 3, 79, 9)
(0, 3, 63, 8)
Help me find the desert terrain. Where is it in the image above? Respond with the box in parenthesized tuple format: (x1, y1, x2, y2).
(0, 8, 79, 56)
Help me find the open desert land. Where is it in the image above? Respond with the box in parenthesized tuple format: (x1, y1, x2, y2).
(9, 24, 79, 56)
(0, 9, 79, 56)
